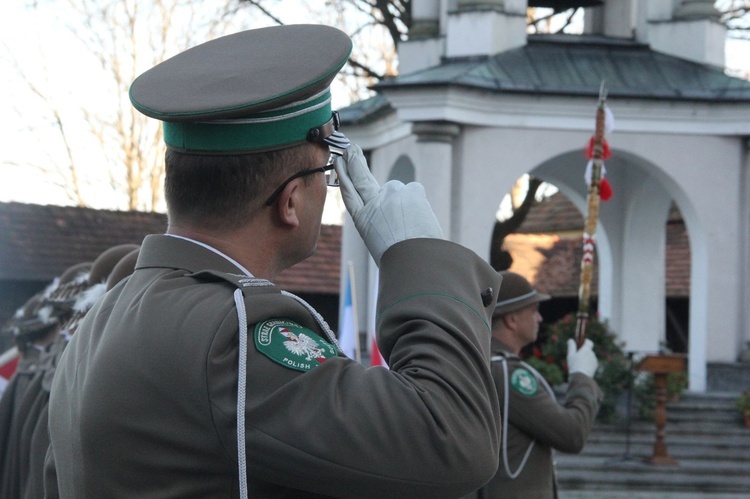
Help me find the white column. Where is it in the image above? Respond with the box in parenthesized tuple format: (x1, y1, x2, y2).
(412, 122, 460, 240)
(620, 180, 671, 354)
(740, 139, 750, 359)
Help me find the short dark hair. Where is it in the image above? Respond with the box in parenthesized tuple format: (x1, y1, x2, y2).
(164, 144, 318, 231)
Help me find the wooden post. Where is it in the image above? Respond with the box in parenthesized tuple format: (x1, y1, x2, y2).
(637, 354, 687, 466)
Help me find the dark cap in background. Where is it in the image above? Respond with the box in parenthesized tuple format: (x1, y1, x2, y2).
(493, 271, 551, 317)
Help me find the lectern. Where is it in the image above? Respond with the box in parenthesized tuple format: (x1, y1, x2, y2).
(637, 354, 687, 465)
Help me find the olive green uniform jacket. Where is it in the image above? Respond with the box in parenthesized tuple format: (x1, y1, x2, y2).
(45, 234, 502, 498)
(467, 339, 602, 499)
(0, 347, 44, 499)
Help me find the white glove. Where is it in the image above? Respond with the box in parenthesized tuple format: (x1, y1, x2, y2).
(335, 144, 444, 266)
(567, 339, 599, 378)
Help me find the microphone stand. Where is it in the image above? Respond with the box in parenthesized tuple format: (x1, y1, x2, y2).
(606, 351, 637, 464)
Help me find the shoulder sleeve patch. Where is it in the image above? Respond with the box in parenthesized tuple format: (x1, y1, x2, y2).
(510, 367, 539, 396)
(254, 319, 337, 372)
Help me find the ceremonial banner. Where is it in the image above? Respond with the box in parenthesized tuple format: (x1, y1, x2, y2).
(576, 83, 614, 347)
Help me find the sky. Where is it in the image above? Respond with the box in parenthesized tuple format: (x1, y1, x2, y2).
(1, 1, 749, 226)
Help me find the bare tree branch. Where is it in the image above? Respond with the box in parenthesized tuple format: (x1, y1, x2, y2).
(553, 8, 580, 34)
(490, 177, 543, 271)
(239, 0, 284, 25)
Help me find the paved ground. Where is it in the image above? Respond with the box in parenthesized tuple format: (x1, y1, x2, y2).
(559, 492, 750, 499)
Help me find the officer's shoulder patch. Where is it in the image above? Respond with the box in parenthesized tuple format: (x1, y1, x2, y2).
(254, 318, 337, 372)
(510, 367, 539, 396)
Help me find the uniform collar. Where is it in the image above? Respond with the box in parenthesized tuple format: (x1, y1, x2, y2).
(491, 338, 519, 359)
(136, 234, 251, 276)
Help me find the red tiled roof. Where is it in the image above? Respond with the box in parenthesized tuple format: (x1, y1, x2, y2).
(506, 193, 690, 298)
(0, 196, 689, 298)
(666, 221, 691, 297)
(0, 202, 340, 294)
(0, 202, 167, 281)
(275, 224, 341, 294)
(516, 194, 585, 233)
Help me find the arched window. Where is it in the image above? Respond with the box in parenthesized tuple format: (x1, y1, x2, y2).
(388, 155, 415, 183)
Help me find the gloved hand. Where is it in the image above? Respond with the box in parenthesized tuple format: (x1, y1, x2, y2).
(334, 144, 444, 266)
(567, 339, 599, 378)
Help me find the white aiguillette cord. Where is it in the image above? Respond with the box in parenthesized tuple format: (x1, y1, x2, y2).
(234, 290, 249, 499)
(233, 287, 340, 499)
(492, 355, 555, 480)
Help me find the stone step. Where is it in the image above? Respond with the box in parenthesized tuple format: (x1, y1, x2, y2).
(560, 491, 750, 499)
(675, 391, 739, 405)
(557, 454, 750, 476)
(591, 421, 750, 440)
(557, 475, 750, 494)
(557, 455, 750, 494)
(555, 394, 750, 496)
(576, 441, 750, 461)
(668, 410, 739, 424)
(665, 397, 740, 424)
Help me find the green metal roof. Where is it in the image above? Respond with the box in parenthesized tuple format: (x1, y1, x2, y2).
(392, 33, 749, 92)
(338, 92, 390, 125)
(377, 34, 750, 99)
(341, 34, 750, 125)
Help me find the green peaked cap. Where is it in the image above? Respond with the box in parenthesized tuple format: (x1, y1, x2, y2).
(129, 24, 352, 154)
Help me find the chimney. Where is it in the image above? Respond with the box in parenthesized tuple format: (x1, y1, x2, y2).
(446, 0, 528, 58)
(398, 0, 445, 75)
(586, 0, 726, 67)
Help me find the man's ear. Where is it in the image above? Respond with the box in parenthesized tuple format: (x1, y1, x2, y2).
(274, 182, 301, 228)
(502, 311, 517, 330)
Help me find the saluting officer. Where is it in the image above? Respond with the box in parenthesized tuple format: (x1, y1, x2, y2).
(466, 271, 602, 499)
(45, 25, 503, 498)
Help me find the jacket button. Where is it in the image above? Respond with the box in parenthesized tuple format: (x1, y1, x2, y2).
(481, 287, 494, 307)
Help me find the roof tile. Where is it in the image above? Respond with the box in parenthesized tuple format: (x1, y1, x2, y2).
(0, 202, 340, 294)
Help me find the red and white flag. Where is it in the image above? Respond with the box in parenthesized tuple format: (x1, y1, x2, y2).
(368, 267, 388, 369)
(338, 262, 360, 362)
(0, 346, 20, 395)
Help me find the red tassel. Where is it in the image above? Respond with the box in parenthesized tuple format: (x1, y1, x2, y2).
(585, 137, 613, 160)
(600, 178, 613, 201)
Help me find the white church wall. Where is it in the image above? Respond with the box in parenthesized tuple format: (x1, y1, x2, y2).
(453, 126, 596, 256)
(611, 132, 744, 391)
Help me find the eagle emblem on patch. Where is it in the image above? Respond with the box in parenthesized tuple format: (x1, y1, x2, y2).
(510, 368, 538, 396)
(254, 319, 337, 372)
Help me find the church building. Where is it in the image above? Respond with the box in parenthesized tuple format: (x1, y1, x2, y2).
(338, 0, 750, 392)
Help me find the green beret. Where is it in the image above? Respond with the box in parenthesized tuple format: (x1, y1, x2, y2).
(129, 24, 352, 154)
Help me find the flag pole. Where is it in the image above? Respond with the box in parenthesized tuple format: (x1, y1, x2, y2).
(347, 261, 362, 363)
(575, 82, 608, 349)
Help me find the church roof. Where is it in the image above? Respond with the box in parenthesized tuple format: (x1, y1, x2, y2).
(372, 34, 750, 104)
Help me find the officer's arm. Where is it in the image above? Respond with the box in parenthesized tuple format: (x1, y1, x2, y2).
(507, 368, 601, 453)
(233, 240, 502, 498)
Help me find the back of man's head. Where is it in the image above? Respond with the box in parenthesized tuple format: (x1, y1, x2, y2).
(164, 144, 318, 232)
(129, 25, 353, 231)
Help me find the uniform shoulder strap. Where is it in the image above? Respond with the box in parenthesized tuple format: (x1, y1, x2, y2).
(188, 269, 277, 293)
